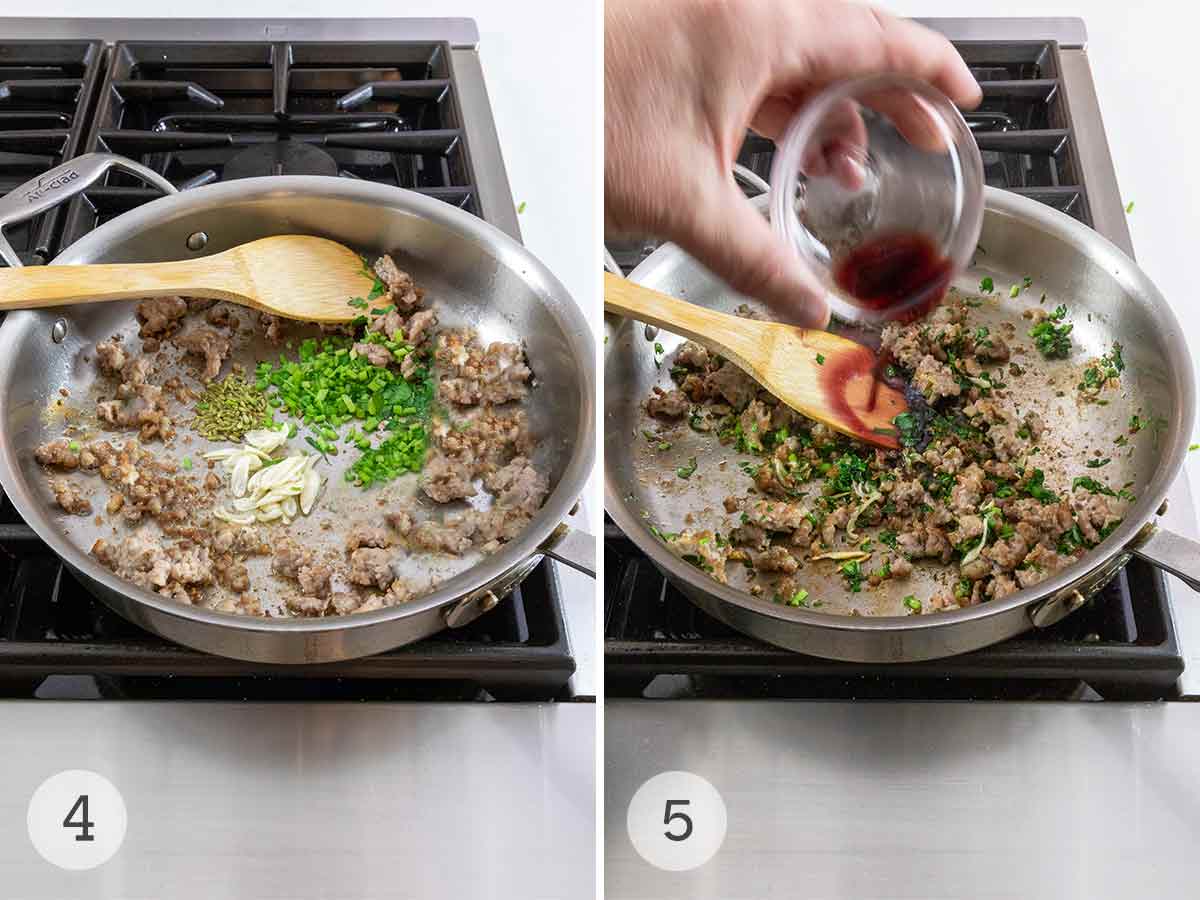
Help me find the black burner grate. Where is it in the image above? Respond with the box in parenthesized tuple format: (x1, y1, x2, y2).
(60, 40, 478, 245)
(0, 41, 104, 266)
(604, 522, 1183, 700)
(0, 490, 574, 700)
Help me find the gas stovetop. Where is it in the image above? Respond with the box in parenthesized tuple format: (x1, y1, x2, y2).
(0, 19, 576, 702)
(605, 27, 1188, 700)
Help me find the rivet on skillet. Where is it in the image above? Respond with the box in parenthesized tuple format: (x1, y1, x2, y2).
(186, 231, 209, 251)
(50, 319, 67, 343)
(644, 323, 659, 341)
(443, 590, 500, 628)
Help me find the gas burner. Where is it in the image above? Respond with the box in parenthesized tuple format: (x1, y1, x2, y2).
(221, 142, 340, 180)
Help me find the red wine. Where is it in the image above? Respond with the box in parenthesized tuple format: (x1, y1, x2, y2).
(832, 232, 952, 318)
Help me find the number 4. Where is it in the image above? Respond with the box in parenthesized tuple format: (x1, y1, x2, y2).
(63, 794, 95, 842)
(663, 799, 692, 842)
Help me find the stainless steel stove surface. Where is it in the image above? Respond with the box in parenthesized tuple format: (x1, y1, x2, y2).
(0, 19, 578, 703)
(604, 22, 1192, 700)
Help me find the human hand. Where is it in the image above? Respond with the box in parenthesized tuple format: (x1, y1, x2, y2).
(604, 0, 980, 327)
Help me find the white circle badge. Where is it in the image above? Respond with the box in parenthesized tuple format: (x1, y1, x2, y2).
(626, 770, 727, 871)
(27, 770, 127, 871)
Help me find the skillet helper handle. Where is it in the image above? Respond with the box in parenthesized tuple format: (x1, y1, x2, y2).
(0, 153, 177, 269)
(540, 524, 597, 578)
(1130, 527, 1200, 593)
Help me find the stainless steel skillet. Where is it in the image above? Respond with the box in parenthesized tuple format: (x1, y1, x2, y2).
(0, 153, 595, 664)
(605, 188, 1200, 662)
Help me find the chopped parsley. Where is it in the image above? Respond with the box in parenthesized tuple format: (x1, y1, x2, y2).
(1058, 523, 1086, 555)
(878, 529, 898, 549)
(788, 589, 810, 607)
(979, 276, 994, 294)
(815, 353, 825, 365)
(1022, 276, 1033, 290)
(653, 341, 665, 369)
(903, 595, 921, 613)
(1072, 475, 1134, 500)
(1191, 444, 1200, 452)
(1125, 200, 1135, 213)
(1022, 468, 1059, 504)
(1029, 305, 1073, 358)
(892, 411, 922, 447)
(1078, 342, 1124, 397)
(676, 456, 698, 479)
(517, 200, 527, 214)
(953, 579, 971, 601)
(827, 451, 871, 493)
(67, 440, 80, 452)
(1086, 457, 1111, 468)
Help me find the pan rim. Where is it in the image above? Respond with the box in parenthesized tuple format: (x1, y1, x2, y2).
(0, 175, 595, 637)
(604, 187, 1194, 638)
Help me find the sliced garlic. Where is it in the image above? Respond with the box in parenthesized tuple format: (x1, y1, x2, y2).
(243, 423, 290, 453)
(300, 468, 320, 515)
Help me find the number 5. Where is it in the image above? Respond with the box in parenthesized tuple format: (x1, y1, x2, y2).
(663, 799, 692, 842)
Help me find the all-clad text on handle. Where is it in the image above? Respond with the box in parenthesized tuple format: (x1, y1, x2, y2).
(0, 153, 178, 268)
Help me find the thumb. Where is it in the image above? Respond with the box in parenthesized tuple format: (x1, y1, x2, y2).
(679, 178, 831, 329)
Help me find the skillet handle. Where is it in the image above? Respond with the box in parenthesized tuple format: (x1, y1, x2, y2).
(0, 153, 177, 268)
(1129, 526, 1200, 593)
(540, 524, 597, 578)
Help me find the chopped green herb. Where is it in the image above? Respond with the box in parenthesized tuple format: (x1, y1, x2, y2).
(67, 440, 80, 452)
(653, 341, 665, 369)
(878, 530, 898, 549)
(1125, 200, 1135, 213)
(676, 456, 698, 479)
(1190, 444, 1200, 452)
(347, 296, 369, 309)
(517, 200, 527, 214)
(1058, 523, 1086, 555)
(1072, 475, 1134, 500)
(903, 595, 921, 613)
(954, 579, 971, 601)
(815, 353, 825, 365)
(1078, 342, 1124, 397)
(181, 456, 192, 471)
(892, 411, 922, 447)
(656, 441, 672, 451)
(788, 589, 810, 607)
(1029, 305, 1073, 358)
(1086, 458, 1111, 468)
(1009, 284, 1020, 298)
(346, 423, 427, 488)
(1022, 276, 1033, 290)
(838, 559, 864, 592)
(979, 276, 994, 294)
(1023, 468, 1059, 504)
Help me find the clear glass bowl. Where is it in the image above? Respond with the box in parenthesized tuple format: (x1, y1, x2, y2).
(769, 75, 984, 325)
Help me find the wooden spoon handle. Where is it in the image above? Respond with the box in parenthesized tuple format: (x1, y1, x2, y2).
(603, 271, 768, 359)
(0, 256, 239, 310)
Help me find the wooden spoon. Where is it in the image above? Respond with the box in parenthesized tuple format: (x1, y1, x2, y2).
(0, 235, 374, 323)
(605, 271, 907, 449)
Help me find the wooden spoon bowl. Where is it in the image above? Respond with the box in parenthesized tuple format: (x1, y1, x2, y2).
(0, 235, 374, 323)
(604, 272, 907, 448)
